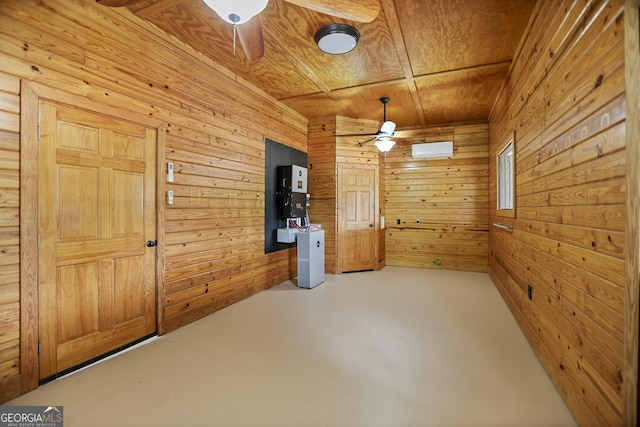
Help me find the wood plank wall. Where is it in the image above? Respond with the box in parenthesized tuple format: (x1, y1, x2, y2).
(0, 0, 306, 401)
(307, 115, 384, 273)
(488, 0, 626, 425)
(384, 124, 489, 272)
(307, 117, 338, 273)
(0, 71, 20, 403)
(623, 1, 640, 423)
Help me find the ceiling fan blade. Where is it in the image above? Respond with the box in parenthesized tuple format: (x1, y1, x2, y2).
(96, 0, 139, 6)
(337, 132, 378, 137)
(236, 15, 265, 61)
(285, 0, 380, 23)
(353, 137, 376, 147)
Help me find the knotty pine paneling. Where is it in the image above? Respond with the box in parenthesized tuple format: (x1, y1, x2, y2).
(307, 118, 339, 273)
(384, 124, 489, 272)
(488, 0, 626, 425)
(0, 72, 20, 402)
(0, 0, 306, 400)
(307, 116, 384, 273)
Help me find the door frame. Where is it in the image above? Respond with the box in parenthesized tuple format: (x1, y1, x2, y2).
(19, 81, 164, 393)
(337, 163, 380, 273)
(623, 0, 640, 424)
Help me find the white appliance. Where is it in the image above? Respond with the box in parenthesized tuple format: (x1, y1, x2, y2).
(412, 141, 454, 158)
(297, 230, 325, 289)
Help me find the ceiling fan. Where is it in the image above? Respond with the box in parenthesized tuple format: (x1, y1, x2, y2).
(340, 97, 398, 152)
(339, 97, 456, 152)
(96, 0, 380, 61)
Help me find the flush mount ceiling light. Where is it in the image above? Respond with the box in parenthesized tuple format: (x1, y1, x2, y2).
(202, 0, 268, 24)
(314, 23, 360, 55)
(374, 138, 396, 153)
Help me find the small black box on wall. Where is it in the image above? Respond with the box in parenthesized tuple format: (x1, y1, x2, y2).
(277, 165, 308, 219)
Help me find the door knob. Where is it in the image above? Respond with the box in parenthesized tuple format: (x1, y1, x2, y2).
(146, 240, 157, 247)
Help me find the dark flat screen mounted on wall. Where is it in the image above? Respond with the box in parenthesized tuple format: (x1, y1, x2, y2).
(264, 138, 307, 254)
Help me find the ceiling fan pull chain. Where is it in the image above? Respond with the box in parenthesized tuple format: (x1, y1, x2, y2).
(233, 24, 237, 56)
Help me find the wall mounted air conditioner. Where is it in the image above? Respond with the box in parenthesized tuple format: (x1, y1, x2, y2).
(411, 141, 454, 159)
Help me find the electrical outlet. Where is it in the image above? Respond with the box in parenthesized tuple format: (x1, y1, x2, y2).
(397, 219, 401, 225)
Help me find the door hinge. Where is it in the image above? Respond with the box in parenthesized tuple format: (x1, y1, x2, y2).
(37, 125, 41, 141)
(38, 340, 41, 355)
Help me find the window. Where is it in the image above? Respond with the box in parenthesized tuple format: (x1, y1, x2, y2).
(497, 133, 515, 217)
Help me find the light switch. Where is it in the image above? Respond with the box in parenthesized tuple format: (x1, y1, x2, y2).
(167, 162, 174, 182)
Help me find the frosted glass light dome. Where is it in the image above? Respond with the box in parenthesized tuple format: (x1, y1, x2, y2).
(314, 23, 360, 55)
(374, 138, 396, 152)
(203, 0, 269, 24)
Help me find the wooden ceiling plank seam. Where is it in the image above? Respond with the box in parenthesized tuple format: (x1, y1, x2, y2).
(277, 77, 410, 102)
(278, 78, 414, 122)
(414, 60, 514, 80)
(378, 0, 413, 79)
(378, 0, 425, 126)
(406, 81, 425, 127)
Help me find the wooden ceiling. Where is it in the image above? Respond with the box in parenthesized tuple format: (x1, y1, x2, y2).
(121, 0, 536, 130)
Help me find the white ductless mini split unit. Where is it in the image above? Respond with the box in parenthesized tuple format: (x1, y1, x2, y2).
(411, 141, 454, 159)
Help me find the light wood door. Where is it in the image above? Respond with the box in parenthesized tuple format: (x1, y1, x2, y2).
(339, 164, 377, 272)
(38, 101, 157, 380)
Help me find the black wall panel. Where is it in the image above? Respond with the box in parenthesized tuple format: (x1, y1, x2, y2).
(264, 138, 307, 253)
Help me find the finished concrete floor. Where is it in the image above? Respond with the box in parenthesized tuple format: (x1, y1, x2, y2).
(8, 266, 577, 426)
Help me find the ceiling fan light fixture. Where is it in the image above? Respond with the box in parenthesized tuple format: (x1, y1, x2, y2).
(374, 138, 396, 152)
(379, 120, 396, 136)
(203, 0, 268, 25)
(315, 23, 360, 55)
